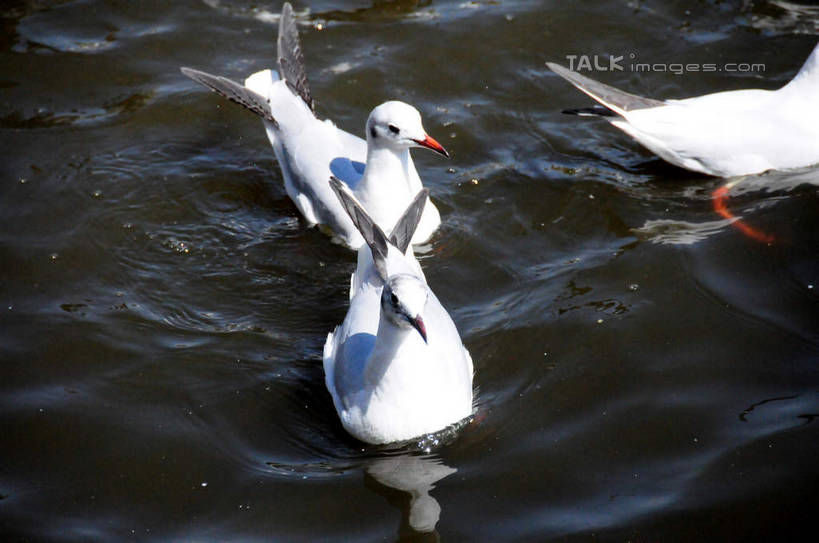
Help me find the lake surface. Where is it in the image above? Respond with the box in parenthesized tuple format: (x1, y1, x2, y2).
(2, 0, 818, 540)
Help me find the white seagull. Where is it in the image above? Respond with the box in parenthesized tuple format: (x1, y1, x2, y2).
(323, 177, 473, 445)
(180, 2, 445, 249)
(546, 41, 819, 177)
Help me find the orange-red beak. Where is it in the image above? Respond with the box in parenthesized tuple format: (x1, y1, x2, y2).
(410, 315, 428, 344)
(413, 134, 449, 158)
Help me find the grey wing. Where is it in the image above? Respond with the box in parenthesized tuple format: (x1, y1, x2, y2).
(329, 176, 389, 278)
(180, 67, 278, 127)
(277, 2, 315, 113)
(546, 62, 665, 116)
(389, 188, 429, 254)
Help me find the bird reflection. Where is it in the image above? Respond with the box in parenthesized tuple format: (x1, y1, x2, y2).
(364, 453, 456, 539)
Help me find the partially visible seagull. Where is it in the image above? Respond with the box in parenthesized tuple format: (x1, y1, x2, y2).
(546, 41, 819, 177)
(323, 177, 473, 445)
(181, 2, 445, 249)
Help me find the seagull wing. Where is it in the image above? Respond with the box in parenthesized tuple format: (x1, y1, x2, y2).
(546, 62, 665, 117)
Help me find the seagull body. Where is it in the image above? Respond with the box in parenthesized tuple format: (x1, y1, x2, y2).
(547, 41, 819, 177)
(323, 179, 473, 445)
(181, 3, 444, 249)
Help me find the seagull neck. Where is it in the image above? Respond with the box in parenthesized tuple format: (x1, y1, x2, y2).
(364, 311, 415, 388)
(358, 145, 414, 201)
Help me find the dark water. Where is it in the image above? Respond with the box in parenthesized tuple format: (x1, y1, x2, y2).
(2, 0, 819, 540)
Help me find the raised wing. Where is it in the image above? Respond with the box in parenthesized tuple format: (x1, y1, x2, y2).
(329, 176, 389, 279)
(180, 67, 278, 126)
(389, 188, 429, 254)
(277, 2, 315, 112)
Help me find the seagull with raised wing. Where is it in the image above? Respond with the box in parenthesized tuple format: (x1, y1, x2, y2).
(546, 41, 819, 177)
(323, 177, 473, 445)
(180, 2, 445, 249)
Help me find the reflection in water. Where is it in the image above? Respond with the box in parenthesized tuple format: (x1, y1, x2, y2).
(632, 166, 819, 246)
(711, 167, 819, 243)
(744, 0, 819, 35)
(737, 393, 819, 430)
(632, 217, 733, 245)
(712, 179, 775, 244)
(4, 0, 819, 540)
(365, 454, 456, 536)
(728, 167, 819, 195)
(739, 394, 799, 422)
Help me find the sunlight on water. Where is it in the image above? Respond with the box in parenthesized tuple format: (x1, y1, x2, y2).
(1, 1, 818, 541)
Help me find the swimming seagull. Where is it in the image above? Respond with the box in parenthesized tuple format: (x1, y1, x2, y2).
(180, 2, 445, 249)
(323, 177, 473, 445)
(546, 41, 819, 177)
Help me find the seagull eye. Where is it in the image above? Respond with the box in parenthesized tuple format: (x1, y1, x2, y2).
(390, 292, 399, 305)
(388, 124, 400, 134)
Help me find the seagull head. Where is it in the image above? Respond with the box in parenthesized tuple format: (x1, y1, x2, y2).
(366, 101, 449, 158)
(381, 274, 429, 343)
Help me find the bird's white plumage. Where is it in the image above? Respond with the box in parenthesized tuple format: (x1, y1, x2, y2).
(243, 69, 368, 243)
(549, 41, 819, 177)
(183, 3, 442, 249)
(323, 248, 473, 444)
(323, 186, 473, 445)
(245, 72, 442, 247)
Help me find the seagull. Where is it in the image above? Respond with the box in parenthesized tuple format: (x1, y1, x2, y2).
(180, 2, 445, 249)
(546, 41, 819, 177)
(323, 177, 473, 445)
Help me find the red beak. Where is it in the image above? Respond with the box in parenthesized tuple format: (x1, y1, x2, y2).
(413, 134, 449, 158)
(411, 315, 428, 344)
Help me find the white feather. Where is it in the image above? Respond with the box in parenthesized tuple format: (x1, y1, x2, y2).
(549, 41, 819, 177)
(324, 244, 473, 444)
